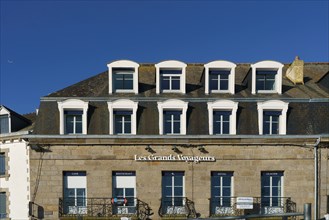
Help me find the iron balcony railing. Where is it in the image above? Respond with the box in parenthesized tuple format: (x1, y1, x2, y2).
(59, 197, 152, 220)
(158, 197, 197, 218)
(209, 196, 296, 217)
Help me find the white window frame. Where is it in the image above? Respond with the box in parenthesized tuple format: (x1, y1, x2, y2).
(108, 99, 138, 135)
(155, 60, 187, 94)
(204, 61, 236, 94)
(107, 60, 139, 94)
(251, 60, 283, 94)
(261, 172, 284, 207)
(0, 107, 11, 134)
(157, 99, 188, 135)
(257, 100, 289, 135)
(207, 100, 238, 135)
(58, 99, 89, 135)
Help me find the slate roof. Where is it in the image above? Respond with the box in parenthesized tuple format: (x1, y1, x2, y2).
(33, 62, 329, 136)
(46, 62, 329, 99)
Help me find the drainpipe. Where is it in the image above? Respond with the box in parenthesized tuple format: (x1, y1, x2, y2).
(314, 137, 321, 220)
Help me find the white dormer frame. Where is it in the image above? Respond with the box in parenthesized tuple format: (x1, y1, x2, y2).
(207, 100, 238, 135)
(0, 107, 11, 133)
(251, 60, 283, 94)
(204, 60, 236, 94)
(257, 100, 289, 135)
(107, 99, 138, 135)
(155, 60, 187, 94)
(107, 60, 140, 94)
(157, 99, 188, 135)
(58, 99, 89, 135)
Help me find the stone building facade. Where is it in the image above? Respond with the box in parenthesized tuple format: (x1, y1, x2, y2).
(27, 58, 329, 219)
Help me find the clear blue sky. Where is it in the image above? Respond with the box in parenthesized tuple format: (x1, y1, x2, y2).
(1, 0, 328, 114)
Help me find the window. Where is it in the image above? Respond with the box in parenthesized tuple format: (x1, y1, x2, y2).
(263, 111, 281, 135)
(0, 192, 6, 218)
(0, 115, 9, 134)
(207, 100, 238, 135)
(113, 68, 134, 91)
(209, 70, 229, 91)
(164, 111, 181, 135)
(256, 70, 276, 91)
(161, 171, 185, 215)
(157, 99, 188, 135)
(108, 100, 138, 135)
(251, 61, 283, 94)
(0, 153, 5, 176)
(64, 111, 83, 134)
(112, 171, 136, 214)
(213, 111, 231, 135)
(261, 171, 283, 208)
(156, 60, 187, 94)
(204, 61, 236, 94)
(114, 111, 132, 134)
(108, 60, 139, 94)
(257, 100, 288, 135)
(63, 171, 87, 215)
(210, 172, 233, 215)
(58, 99, 89, 135)
(161, 69, 181, 91)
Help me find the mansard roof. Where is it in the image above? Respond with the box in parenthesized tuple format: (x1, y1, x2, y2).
(45, 62, 329, 99)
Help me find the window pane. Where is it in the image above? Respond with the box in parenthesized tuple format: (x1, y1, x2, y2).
(222, 176, 231, 186)
(0, 192, 6, 215)
(209, 75, 218, 90)
(0, 115, 9, 134)
(161, 76, 170, 90)
(125, 188, 134, 197)
(171, 77, 180, 90)
(222, 187, 231, 197)
(115, 115, 123, 134)
(114, 188, 124, 197)
(174, 176, 183, 186)
(65, 115, 74, 134)
(0, 154, 5, 175)
(174, 187, 183, 197)
(220, 79, 229, 90)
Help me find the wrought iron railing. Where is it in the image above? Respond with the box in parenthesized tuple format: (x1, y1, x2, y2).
(59, 197, 152, 220)
(158, 197, 197, 218)
(209, 197, 296, 217)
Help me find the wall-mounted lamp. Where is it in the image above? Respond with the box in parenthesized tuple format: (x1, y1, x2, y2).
(145, 145, 156, 153)
(198, 145, 208, 153)
(172, 145, 182, 154)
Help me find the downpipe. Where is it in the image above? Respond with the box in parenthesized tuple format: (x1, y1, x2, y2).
(314, 137, 320, 220)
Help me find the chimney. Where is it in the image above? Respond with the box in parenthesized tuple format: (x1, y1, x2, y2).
(286, 56, 304, 84)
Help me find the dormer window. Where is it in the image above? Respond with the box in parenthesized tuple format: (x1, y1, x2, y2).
(257, 100, 288, 135)
(204, 61, 236, 94)
(0, 114, 9, 134)
(251, 61, 283, 94)
(156, 60, 187, 94)
(108, 99, 138, 135)
(157, 99, 188, 135)
(207, 100, 238, 135)
(0, 107, 10, 134)
(107, 60, 139, 94)
(58, 99, 89, 135)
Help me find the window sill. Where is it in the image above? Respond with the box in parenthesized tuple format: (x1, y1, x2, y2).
(114, 90, 135, 93)
(161, 90, 184, 94)
(256, 90, 278, 94)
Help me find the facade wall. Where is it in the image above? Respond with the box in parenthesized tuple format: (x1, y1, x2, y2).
(30, 143, 321, 219)
(0, 139, 30, 220)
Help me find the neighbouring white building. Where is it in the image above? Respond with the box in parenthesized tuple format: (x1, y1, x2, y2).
(0, 105, 33, 220)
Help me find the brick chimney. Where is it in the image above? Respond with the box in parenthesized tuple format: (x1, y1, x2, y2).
(286, 56, 304, 84)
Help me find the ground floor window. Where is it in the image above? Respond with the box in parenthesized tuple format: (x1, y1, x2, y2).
(0, 192, 6, 218)
(161, 171, 185, 215)
(261, 171, 283, 208)
(112, 171, 136, 214)
(210, 172, 233, 215)
(63, 171, 87, 215)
